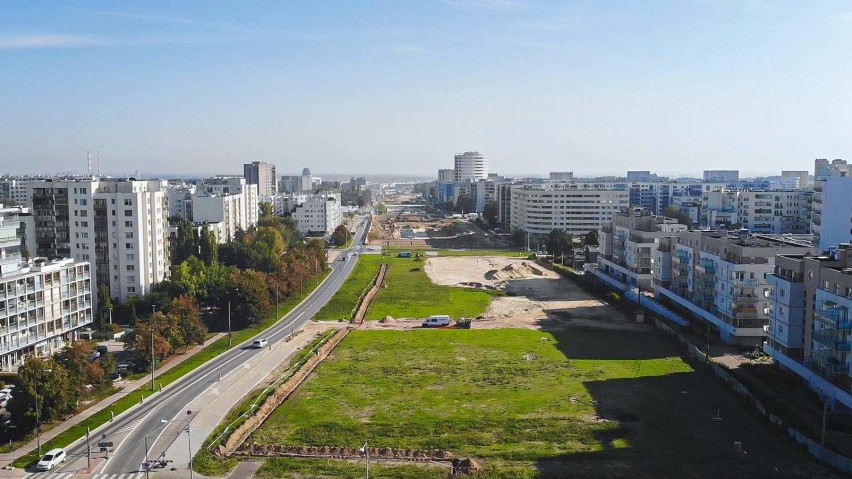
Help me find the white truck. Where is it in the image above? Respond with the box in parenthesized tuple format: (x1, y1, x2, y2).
(422, 315, 451, 327)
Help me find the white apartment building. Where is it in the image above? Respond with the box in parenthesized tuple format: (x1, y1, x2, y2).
(292, 192, 342, 236)
(812, 176, 852, 251)
(438, 169, 455, 182)
(244, 161, 277, 196)
(0, 177, 44, 208)
(193, 176, 259, 242)
(166, 182, 195, 219)
(454, 151, 488, 182)
(597, 211, 686, 289)
(510, 182, 629, 237)
(656, 233, 815, 345)
(703, 170, 739, 183)
(32, 178, 170, 305)
(0, 205, 93, 371)
(702, 190, 812, 234)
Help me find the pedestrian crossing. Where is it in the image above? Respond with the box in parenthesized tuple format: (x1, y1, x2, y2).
(42, 473, 144, 479)
(114, 416, 145, 434)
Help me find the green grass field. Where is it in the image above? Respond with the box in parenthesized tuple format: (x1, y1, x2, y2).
(252, 328, 837, 478)
(314, 255, 496, 321)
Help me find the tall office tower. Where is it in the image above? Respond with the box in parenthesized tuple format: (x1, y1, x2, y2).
(703, 170, 739, 183)
(243, 161, 277, 197)
(812, 158, 852, 251)
(31, 178, 170, 305)
(454, 151, 488, 182)
(0, 204, 93, 371)
(301, 168, 314, 191)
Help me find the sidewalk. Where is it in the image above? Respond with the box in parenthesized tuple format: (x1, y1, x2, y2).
(4, 333, 225, 465)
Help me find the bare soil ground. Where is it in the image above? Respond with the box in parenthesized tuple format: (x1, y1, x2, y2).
(368, 214, 501, 249)
(360, 256, 644, 332)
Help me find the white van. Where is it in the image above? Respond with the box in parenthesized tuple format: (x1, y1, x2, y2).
(252, 339, 269, 349)
(36, 448, 66, 471)
(422, 315, 451, 328)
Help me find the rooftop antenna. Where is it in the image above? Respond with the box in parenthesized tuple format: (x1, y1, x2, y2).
(97, 151, 101, 177)
(87, 150, 92, 177)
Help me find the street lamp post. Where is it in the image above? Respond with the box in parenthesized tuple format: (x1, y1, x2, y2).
(143, 435, 151, 479)
(359, 441, 369, 479)
(816, 387, 830, 446)
(108, 306, 112, 325)
(161, 411, 195, 479)
(151, 307, 156, 391)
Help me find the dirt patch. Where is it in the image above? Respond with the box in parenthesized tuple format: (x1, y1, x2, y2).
(358, 256, 641, 332)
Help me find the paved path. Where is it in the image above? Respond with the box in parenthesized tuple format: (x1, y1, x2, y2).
(227, 461, 262, 478)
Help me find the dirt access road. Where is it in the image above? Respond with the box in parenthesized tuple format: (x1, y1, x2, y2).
(360, 256, 643, 332)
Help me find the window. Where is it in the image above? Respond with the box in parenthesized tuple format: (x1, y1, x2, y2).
(111, 199, 116, 204)
(127, 287, 135, 293)
(126, 276, 135, 283)
(126, 265, 135, 271)
(124, 199, 132, 206)
(81, 221, 88, 227)
(124, 210, 132, 216)
(126, 254, 135, 261)
(125, 232, 134, 239)
(125, 221, 133, 227)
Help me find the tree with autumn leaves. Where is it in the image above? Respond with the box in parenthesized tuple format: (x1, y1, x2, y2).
(123, 295, 207, 366)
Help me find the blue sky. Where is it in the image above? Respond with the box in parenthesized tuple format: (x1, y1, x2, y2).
(2, 0, 852, 178)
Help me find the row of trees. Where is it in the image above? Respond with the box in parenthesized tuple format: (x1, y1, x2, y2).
(118, 213, 329, 365)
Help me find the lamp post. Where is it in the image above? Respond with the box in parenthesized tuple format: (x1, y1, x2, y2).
(108, 306, 112, 325)
(161, 410, 195, 479)
(150, 306, 156, 391)
(816, 387, 830, 446)
(359, 441, 369, 479)
(35, 368, 53, 456)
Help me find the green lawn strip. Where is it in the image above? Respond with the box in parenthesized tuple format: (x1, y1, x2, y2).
(256, 457, 540, 479)
(11, 270, 332, 469)
(314, 257, 382, 320)
(365, 256, 494, 319)
(252, 329, 691, 464)
(193, 329, 338, 476)
(381, 245, 526, 257)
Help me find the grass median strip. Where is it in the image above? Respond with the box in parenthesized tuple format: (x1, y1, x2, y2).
(11, 270, 331, 469)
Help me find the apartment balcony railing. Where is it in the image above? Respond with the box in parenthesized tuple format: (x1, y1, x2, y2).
(735, 294, 760, 303)
(733, 278, 760, 287)
(815, 307, 850, 329)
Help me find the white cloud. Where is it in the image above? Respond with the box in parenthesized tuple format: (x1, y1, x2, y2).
(0, 33, 104, 50)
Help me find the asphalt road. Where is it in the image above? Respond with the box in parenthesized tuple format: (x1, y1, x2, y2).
(49, 217, 370, 477)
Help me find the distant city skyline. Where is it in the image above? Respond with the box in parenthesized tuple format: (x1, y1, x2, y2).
(3, 1, 852, 176)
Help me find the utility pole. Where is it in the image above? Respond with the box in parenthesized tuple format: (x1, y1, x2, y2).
(228, 299, 232, 347)
(86, 426, 91, 469)
(151, 305, 156, 392)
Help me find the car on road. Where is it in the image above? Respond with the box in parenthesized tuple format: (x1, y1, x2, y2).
(95, 345, 109, 355)
(252, 339, 269, 349)
(35, 448, 66, 471)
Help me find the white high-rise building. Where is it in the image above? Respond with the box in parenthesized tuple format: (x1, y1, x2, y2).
(292, 192, 342, 236)
(243, 162, 277, 197)
(193, 176, 259, 242)
(454, 151, 488, 182)
(31, 178, 169, 306)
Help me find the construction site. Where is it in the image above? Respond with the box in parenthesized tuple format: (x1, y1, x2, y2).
(368, 205, 504, 250)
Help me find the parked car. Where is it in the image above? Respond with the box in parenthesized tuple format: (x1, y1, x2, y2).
(95, 345, 109, 355)
(35, 448, 66, 471)
(116, 363, 131, 374)
(90, 350, 101, 360)
(252, 339, 269, 349)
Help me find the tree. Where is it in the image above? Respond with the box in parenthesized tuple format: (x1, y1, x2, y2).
(55, 341, 104, 385)
(259, 201, 274, 217)
(100, 352, 117, 377)
(482, 200, 499, 228)
(224, 270, 273, 327)
(7, 357, 77, 427)
(199, 225, 218, 265)
(97, 284, 114, 329)
(663, 206, 693, 227)
(173, 218, 198, 265)
(168, 295, 206, 347)
(584, 230, 599, 246)
(545, 229, 573, 257)
(124, 313, 172, 364)
(454, 194, 475, 214)
(377, 203, 388, 214)
(331, 224, 349, 246)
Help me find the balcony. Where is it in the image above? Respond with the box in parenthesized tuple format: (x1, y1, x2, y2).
(733, 278, 759, 287)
